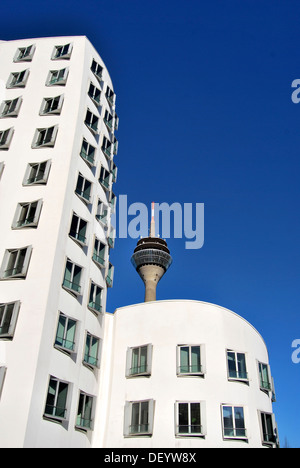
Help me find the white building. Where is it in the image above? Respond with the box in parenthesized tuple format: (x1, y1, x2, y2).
(96, 300, 279, 449)
(0, 36, 118, 448)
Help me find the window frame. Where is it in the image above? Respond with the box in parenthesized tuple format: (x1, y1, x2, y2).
(88, 81, 101, 106)
(0, 367, 7, 400)
(226, 349, 249, 382)
(0, 245, 32, 280)
(76, 391, 94, 431)
(106, 262, 114, 288)
(258, 361, 272, 393)
(221, 404, 248, 441)
(69, 212, 88, 247)
(46, 68, 69, 87)
(12, 199, 43, 229)
(44, 376, 70, 422)
(23, 160, 51, 186)
(259, 410, 278, 447)
(175, 401, 206, 437)
(75, 172, 93, 205)
(62, 258, 83, 296)
(51, 43, 73, 61)
(0, 97, 22, 118)
(54, 312, 77, 355)
(7, 69, 29, 88)
(32, 125, 58, 149)
(0, 128, 14, 150)
(0, 300, 20, 339)
(91, 59, 103, 82)
(92, 237, 106, 268)
(126, 344, 153, 378)
(13, 44, 36, 62)
(84, 109, 99, 135)
(177, 344, 205, 377)
(88, 281, 103, 315)
(83, 331, 101, 369)
(80, 138, 96, 167)
(124, 399, 155, 437)
(39, 94, 64, 116)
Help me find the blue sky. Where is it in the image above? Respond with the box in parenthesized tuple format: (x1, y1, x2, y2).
(1, 0, 299, 448)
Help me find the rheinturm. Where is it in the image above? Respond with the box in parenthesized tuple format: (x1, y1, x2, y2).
(131, 202, 172, 302)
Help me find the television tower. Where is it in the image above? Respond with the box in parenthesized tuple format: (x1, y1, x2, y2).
(131, 202, 172, 302)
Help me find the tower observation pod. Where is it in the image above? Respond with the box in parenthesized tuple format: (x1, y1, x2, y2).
(131, 202, 172, 302)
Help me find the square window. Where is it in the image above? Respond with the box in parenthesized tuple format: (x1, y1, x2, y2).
(14, 45, 35, 62)
(52, 44, 72, 60)
(0, 301, 20, 339)
(126, 344, 153, 377)
(0, 246, 32, 280)
(62, 258, 82, 296)
(227, 350, 248, 381)
(124, 399, 154, 437)
(222, 405, 247, 440)
(32, 126, 58, 148)
(54, 312, 77, 353)
(7, 69, 29, 88)
(177, 345, 204, 376)
(99, 166, 111, 190)
(0, 97, 22, 118)
(175, 401, 205, 437)
(46, 68, 69, 86)
(23, 160, 51, 185)
(0, 128, 14, 150)
(12, 199, 43, 229)
(40, 95, 64, 116)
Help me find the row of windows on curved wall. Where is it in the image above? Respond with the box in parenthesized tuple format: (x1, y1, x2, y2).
(11, 42, 73, 63)
(123, 398, 279, 447)
(126, 344, 276, 400)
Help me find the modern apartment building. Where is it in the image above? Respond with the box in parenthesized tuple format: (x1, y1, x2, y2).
(0, 36, 118, 448)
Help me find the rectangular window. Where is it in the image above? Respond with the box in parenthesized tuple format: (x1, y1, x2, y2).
(95, 200, 108, 225)
(99, 166, 111, 190)
(108, 225, 116, 249)
(0, 246, 32, 280)
(75, 173, 92, 204)
(40, 95, 64, 115)
(0, 97, 22, 118)
(114, 113, 119, 131)
(258, 361, 271, 391)
(14, 44, 35, 62)
(222, 405, 247, 439)
(92, 237, 106, 268)
(88, 82, 101, 105)
(177, 345, 203, 376)
(112, 135, 118, 156)
(101, 136, 112, 159)
(126, 344, 153, 377)
(7, 69, 29, 88)
(85, 109, 99, 134)
(0, 128, 14, 150)
(88, 281, 103, 314)
(260, 411, 277, 445)
(227, 350, 248, 381)
(23, 160, 51, 185)
(84, 332, 100, 368)
(104, 110, 113, 130)
(44, 377, 69, 420)
(62, 259, 82, 296)
(91, 59, 103, 81)
(52, 44, 72, 60)
(106, 262, 114, 288)
(0, 301, 20, 339)
(111, 161, 117, 183)
(69, 213, 87, 246)
(76, 392, 94, 430)
(80, 139, 96, 166)
(54, 312, 77, 353)
(124, 400, 154, 437)
(105, 86, 115, 107)
(46, 68, 69, 86)
(176, 402, 204, 436)
(32, 126, 58, 148)
(12, 199, 43, 229)
(109, 192, 116, 212)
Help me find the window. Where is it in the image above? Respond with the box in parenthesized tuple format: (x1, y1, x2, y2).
(54, 312, 77, 353)
(111, 161, 117, 183)
(99, 166, 110, 190)
(44, 376, 69, 421)
(83, 332, 100, 368)
(88, 82, 101, 105)
(23, 160, 51, 185)
(91, 59, 103, 81)
(14, 44, 35, 62)
(124, 400, 154, 437)
(258, 361, 271, 392)
(104, 110, 113, 130)
(85, 109, 99, 134)
(40, 95, 64, 115)
(12, 199, 43, 229)
(175, 402, 205, 437)
(0, 301, 20, 339)
(62, 259, 82, 296)
(76, 392, 94, 430)
(0, 162, 4, 179)
(7, 69, 29, 88)
(0, 367, 7, 399)
(108, 225, 116, 249)
(88, 281, 103, 314)
(75, 173, 92, 204)
(80, 139, 96, 167)
(95, 200, 108, 225)
(177, 345, 204, 376)
(0, 246, 32, 280)
(32, 126, 58, 148)
(109, 192, 116, 212)
(114, 113, 119, 131)
(69, 213, 87, 246)
(0, 128, 14, 150)
(106, 262, 114, 288)
(126, 344, 153, 377)
(52, 43, 72, 60)
(92, 238, 106, 268)
(46, 68, 69, 86)
(105, 86, 115, 107)
(227, 350, 248, 381)
(0, 97, 22, 118)
(222, 405, 247, 440)
(259, 411, 277, 446)
(101, 135, 112, 159)
(112, 135, 118, 156)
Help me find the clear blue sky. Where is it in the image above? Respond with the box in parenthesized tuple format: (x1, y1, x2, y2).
(1, 0, 299, 448)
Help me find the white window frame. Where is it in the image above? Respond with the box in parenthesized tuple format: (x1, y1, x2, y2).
(259, 410, 278, 447)
(221, 404, 248, 441)
(0, 245, 32, 280)
(110, 161, 117, 183)
(13, 44, 35, 62)
(91, 59, 103, 82)
(75, 173, 93, 205)
(44, 376, 70, 422)
(0, 300, 20, 339)
(95, 200, 108, 226)
(85, 109, 99, 135)
(0, 128, 14, 150)
(12, 199, 43, 229)
(23, 160, 51, 186)
(105, 85, 115, 107)
(46, 68, 69, 86)
(32, 125, 58, 149)
(54, 312, 77, 355)
(124, 399, 155, 437)
(40, 95, 64, 116)
(104, 109, 113, 131)
(175, 401, 206, 437)
(7, 69, 29, 88)
(177, 344, 205, 377)
(0, 97, 22, 118)
(51, 43, 73, 60)
(101, 135, 112, 159)
(83, 331, 101, 369)
(62, 258, 83, 296)
(88, 81, 101, 106)
(69, 212, 88, 247)
(0, 366, 7, 399)
(88, 281, 103, 315)
(108, 225, 116, 249)
(126, 344, 153, 378)
(258, 361, 272, 393)
(76, 391, 95, 431)
(226, 349, 249, 382)
(80, 138, 96, 167)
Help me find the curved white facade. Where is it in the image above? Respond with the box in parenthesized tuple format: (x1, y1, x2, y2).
(97, 300, 278, 448)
